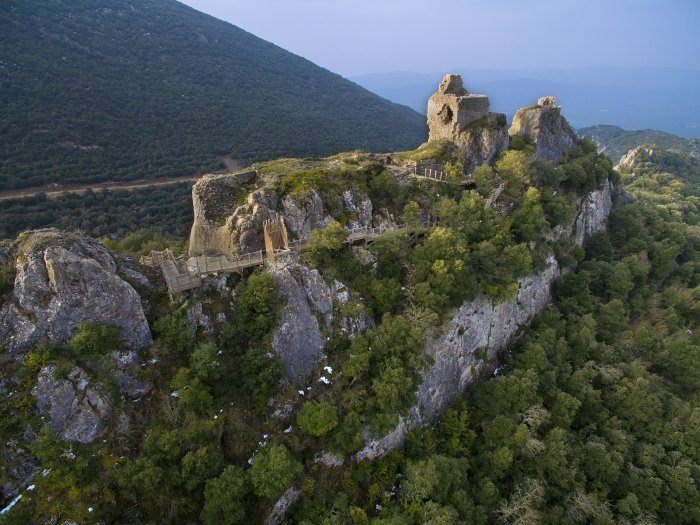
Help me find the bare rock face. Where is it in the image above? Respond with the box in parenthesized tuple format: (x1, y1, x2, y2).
(271, 259, 369, 384)
(190, 171, 376, 256)
(281, 189, 334, 239)
(509, 97, 578, 162)
(32, 365, 111, 444)
(426, 74, 509, 173)
(0, 229, 152, 354)
(357, 180, 613, 461)
(188, 170, 261, 256)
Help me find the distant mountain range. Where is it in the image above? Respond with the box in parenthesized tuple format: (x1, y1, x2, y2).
(578, 125, 700, 163)
(0, 0, 426, 190)
(352, 67, 700, 140)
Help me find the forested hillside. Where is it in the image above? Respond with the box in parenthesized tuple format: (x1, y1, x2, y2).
(579, 125, 700, 162)
(297, 148, 699, 523)
(0, 0, 426, 191)
(0, 134, 697, 523)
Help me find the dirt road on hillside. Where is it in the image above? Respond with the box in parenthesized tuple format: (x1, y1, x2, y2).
(0, 174, 204, 202)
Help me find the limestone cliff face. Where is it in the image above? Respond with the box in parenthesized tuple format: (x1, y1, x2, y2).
(426, 74, 509, 173)
(509, 97, 578, 162)
(357, 180, 614, 460)
(0, 229, 152, 354)
(270, 258, 369, 384)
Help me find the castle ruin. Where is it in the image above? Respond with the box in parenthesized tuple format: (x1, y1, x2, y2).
(427, 74, 491, 141)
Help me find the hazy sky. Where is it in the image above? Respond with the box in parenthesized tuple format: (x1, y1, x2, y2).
(180, 0, 700, 76)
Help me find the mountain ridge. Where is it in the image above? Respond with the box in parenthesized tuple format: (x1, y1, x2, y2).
(0, 0, 426, 190)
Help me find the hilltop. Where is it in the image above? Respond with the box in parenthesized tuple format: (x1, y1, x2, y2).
(0, 76, 697, 525)
(0, 0, 426, 191)
(579, 124, 700, 162)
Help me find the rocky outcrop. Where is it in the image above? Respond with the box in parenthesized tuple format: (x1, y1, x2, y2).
(32, 365, 111, 444)
(271, 259, 369, 384)
(190, 172, 376, 257)
(266, 487, 301, 525)
(357, 180, 613, 460)
(188, 170, 260, 256)
(615, 144, 657, 172)
(509, 97, 578, 162)
(454, 119, 510, 173)
(280, 189, 335, 239)
(426, 74, 509, 173)
(0, 229, 152, 354)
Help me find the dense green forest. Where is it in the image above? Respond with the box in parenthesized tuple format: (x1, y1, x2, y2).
(0, 140, 697, 524)
(0, 184, 194, 240)
(579, 124, 700, 162)
(0, 0, 426, 191)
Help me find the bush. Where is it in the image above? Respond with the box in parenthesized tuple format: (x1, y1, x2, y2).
(297, 401, 339, 437)
(249, 444, 301, 499)
(68, 321, 121, 356)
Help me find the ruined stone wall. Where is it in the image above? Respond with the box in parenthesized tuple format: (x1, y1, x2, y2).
(427, 74, 491, 141)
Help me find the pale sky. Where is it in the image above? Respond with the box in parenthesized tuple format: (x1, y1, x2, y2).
(179, 0, 700, 76)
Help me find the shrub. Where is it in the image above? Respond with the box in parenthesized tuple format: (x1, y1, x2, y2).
(68, 321, 121, 356)
(297, 400, 339, 437)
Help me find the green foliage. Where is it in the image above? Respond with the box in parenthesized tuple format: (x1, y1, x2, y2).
(153, 307, 193, 358)
(0, 262, 15, 297)
(249, 443, 301, 499)
(510, 187, 548, 242)
(473, 165, 495, 197)
(369, 171, 400, 205)
(230, 272, 279, 342)
(308, 221, 348, 256)
(0, 184, 194, 241)
(495, 150, 530, 198)
(342, 314, 426, 432)
(509, 134, 536, 153)
(68, 321, 121, 357)
(444, 161, 464, 183)
(200, 466, 250, 525)
(402, 201, 421, 224)
(102, 228, 188, 257)
(297, 400, 339, 437)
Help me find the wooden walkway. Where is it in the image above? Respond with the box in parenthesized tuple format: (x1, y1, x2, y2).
(140, 249, 265, 294)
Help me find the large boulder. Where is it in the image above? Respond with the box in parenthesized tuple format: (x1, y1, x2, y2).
(509, 97, 578, 162)
(188, 170, 261, 256)
(32, 365, 111, 444)
(0, 229, 152, 353)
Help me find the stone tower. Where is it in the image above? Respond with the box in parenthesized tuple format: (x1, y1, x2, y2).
(427, 74, 491, 142)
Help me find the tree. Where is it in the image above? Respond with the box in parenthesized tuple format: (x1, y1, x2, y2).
(308, 221, 347, 256)
(200, 465, 249, 525)
(495, 150, 530, 198)
(511, 187, 548, 242)
(402, 201, 421, 224)
(153, 308, 193, 358)
(473, 165, 495, 197)
(249, 444, 301, 499)
(232, 271, 278, 341)
(297, 400, 339, 437)
(190, 342, 222, 383)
